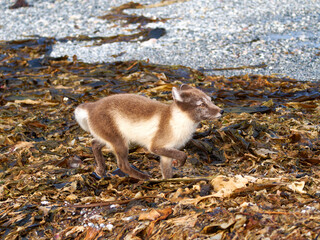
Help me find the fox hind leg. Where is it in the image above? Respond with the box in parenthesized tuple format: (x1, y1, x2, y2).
(92, 139, 107, 178)
(112, 140, 150, 180)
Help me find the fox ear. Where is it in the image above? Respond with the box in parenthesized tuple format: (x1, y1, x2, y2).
(180, 84, 193, 91)
(172, 87, 183, 102)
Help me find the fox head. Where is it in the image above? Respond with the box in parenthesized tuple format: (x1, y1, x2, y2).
(172, 84, 223, 122)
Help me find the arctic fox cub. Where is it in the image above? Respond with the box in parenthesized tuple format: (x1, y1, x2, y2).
(75, 84, 223, 180)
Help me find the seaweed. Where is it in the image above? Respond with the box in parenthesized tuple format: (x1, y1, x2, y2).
(1, 35, 320, 239)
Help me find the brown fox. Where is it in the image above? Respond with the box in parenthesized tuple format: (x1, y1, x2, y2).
(74, 84, 223, 180)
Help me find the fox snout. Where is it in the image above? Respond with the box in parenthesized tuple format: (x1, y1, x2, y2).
(205, 104, 224, 120)
(216, 107, 224, 118)
(217, 108, 224, 118)
(215, 108, 224, 118)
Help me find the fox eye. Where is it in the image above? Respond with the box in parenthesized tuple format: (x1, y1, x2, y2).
(196, 100, 206, 107)
(196, 100, 202, 106)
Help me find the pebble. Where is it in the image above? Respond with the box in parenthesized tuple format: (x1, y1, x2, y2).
(106, 223, 114, 231)
(0, 0, 319, 81)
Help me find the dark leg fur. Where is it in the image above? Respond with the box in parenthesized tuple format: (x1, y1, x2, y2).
(151, 147, 187, 179)
(92, 139, 149, 180)
(152, 147, 187, 167)
(92, 139, 107, 177)
(113, 142, 150, 180)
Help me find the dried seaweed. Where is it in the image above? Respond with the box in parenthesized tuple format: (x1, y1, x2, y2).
(1, 37, 320, 239)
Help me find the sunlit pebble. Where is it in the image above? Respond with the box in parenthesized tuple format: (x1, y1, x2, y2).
(122, 216, 135, 221)
(89, 214, 103, 220)
(88, 222, 94, 227)
(106, 223, 114, 231)
(302, 206, 317, 213)
(70, 162, 80, 168)
(41, 201, 50, 205)
(140, 38, 158, 47)
(240, 202, 255, 208)
(69, 139, 76, 146)
(69, 14, 81, 20)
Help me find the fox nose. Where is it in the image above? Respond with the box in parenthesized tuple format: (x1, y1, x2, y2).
(220, 109, 224, 115)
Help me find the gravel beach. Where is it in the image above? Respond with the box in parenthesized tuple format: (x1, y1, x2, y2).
(0, 0, 319, 81)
